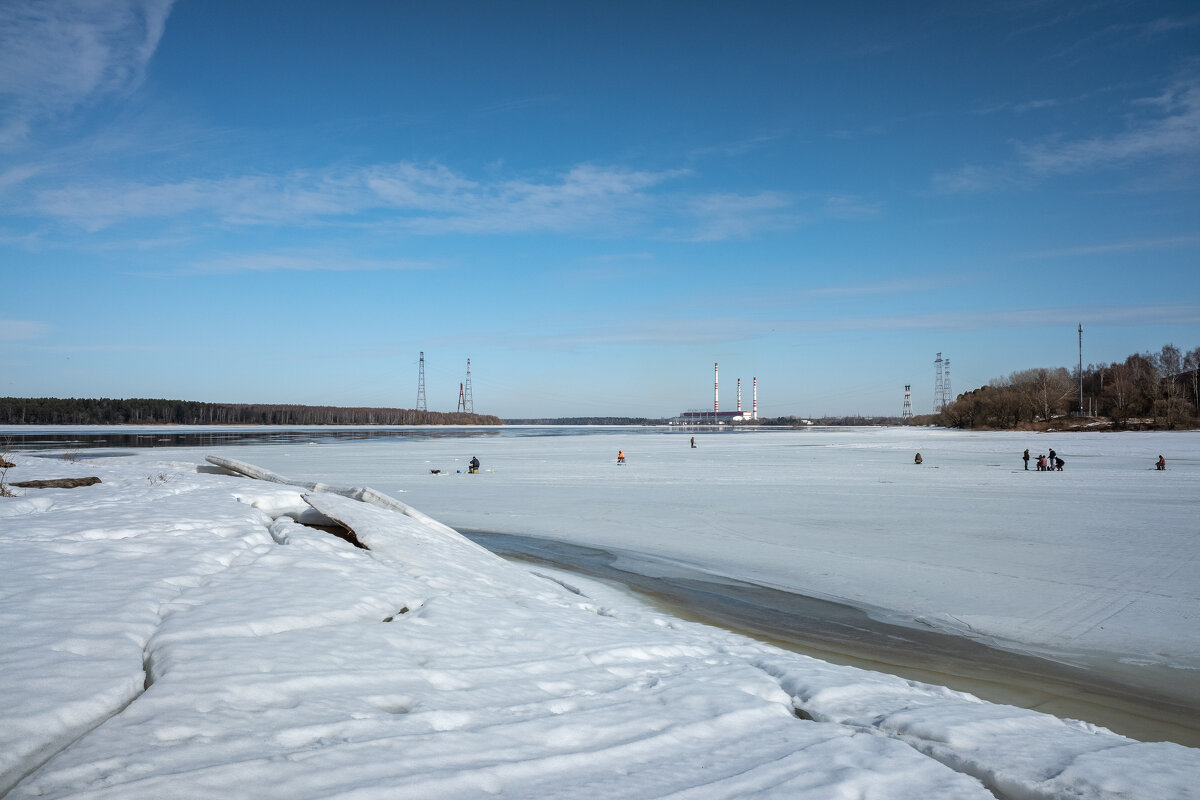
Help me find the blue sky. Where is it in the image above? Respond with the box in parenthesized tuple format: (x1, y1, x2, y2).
(2, 1, 1198, 418)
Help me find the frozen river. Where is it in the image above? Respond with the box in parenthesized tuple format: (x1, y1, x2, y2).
(6, 424, 1199, 745)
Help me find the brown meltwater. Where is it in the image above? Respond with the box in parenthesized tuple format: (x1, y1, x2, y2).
(464, 530, 1200, 749)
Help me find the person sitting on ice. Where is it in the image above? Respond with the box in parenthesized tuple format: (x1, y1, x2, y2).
(1156, 455, 1166, 471)
(617, 450, 626, 464)
(1037, 454, 1047, 471)
(468, 456, 480, 474)
(914, 452, 922, 464)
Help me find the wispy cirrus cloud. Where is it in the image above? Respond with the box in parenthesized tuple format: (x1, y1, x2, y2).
(33, 161, 834, 243)
(34, 163, 688, 234)
(187, 253, 437, 275)
(1016, 81, 1200, 175)
(934, 79, 1200, 193)
(0, 0, 174, 148)
(683, 191, 800, 241)
(0, 318, 50, 341)
(481, 302, 1200, 350)
(1021, 235, 1200, 259)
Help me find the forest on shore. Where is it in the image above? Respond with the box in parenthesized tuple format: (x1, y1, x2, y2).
(0, 397, 501, 427)
(933, 342, 1199, 430)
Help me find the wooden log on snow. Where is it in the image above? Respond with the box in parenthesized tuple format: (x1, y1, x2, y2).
(10, 477, 101, 489)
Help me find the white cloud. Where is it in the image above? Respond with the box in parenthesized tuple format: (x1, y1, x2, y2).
(935, 79, 1200, 193)
(188, 253, 437, 274)
(930, 164, 1019, 194)
(0, 0, 174, 148)
(34, 162, 693, 236)
(1017, 81, 1200, 175)
(32, 158, 863, 243)
(684, 191, 798, 241)
(1021, 236, 1200, 259)
(0, 319, 50, 341)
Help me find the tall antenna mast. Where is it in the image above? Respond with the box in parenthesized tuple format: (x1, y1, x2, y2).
(416, 352, 427, 412)
(1078, 324, 1084, 416)
(464, 358, 474, 414)
(902, 384, 913, 422)
(933, 353, 945, 412)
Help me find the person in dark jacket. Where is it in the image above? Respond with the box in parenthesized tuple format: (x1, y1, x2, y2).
(468, 456, 480, 474)
(1023, 448, 1030, 470)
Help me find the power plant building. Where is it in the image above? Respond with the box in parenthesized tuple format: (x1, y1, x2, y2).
(673, 364, 758, 424)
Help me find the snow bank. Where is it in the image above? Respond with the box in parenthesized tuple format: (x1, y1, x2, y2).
(2, 452, 1197, 799)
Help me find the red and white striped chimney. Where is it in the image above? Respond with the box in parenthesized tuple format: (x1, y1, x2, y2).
(714, 363, 719, 413)
(752, 377, 758, 420)
(737, 378, 742, 413)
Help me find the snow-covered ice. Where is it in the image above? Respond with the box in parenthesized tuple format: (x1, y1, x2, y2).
(1, 426, 1198, 798)
(189, 427, 1199, 668)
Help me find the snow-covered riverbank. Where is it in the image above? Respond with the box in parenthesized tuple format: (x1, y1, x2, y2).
(171, 427, 1199, 691)
(2, 447, 1198, 799)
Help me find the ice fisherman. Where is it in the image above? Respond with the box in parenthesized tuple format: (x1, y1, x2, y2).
(468, 456, 480, 474)
(1023, 448, 1030, 470)
(690, 436, 696, 448)
(914, 452, 923, 464)
(1037, 454, 1047, 471)
(1055, 456, 1064, 471)
(1156, 455, 1166, 471)
(1048, 447, 1056, 466)
(617, 450, 626, 464)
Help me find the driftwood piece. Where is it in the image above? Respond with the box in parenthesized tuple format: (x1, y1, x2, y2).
(10, 477, 102, 489)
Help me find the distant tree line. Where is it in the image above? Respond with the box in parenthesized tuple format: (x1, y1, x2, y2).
(940, 343, 1200, 430)
(0, 397, 502, 427)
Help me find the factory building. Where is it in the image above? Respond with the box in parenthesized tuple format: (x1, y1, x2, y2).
(672, 364, 758, 425)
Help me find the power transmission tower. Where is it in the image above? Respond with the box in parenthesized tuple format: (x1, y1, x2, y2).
(902, 385, 913, 422)
(456, 382, 466, 413)
(933, 353, 944, 412)
(942, 358, 952, 409)
(464, 358, 474, 414)
(416, 352, 427, 412)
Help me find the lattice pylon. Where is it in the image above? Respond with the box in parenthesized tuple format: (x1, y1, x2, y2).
(902, 384, 913, 421)
(934, 353, 944, 412)
(464, 358, 474, 414)
(457, 382, 466, 413)
(943, 359, 952, 409)
(416, 352, 427, 412)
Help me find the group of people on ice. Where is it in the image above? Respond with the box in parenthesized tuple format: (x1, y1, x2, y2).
(1023, 448, 1064, 471)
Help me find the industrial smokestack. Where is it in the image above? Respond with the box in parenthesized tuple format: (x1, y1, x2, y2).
(753, 377, 758, 420)
(714, 362, 719, 413)
(737, 378, 742, 413)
